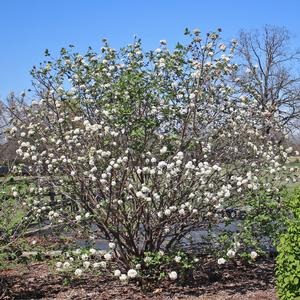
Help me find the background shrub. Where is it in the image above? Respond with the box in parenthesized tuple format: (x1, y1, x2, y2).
(276, 188, 300, 299)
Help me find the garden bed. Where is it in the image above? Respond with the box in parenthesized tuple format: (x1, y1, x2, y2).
(0, 258, 277, 299)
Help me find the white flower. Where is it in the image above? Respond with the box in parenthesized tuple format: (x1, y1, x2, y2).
(93, 262, 100, 268)
(89, 248, 97, 255)
(164, 209, 171, 216)
(75, 215, 81, 222)
(144, 256, 151, 263)
(286, 147, 293, 154)
(157, 211, 163, 218)
(250, 251, 258, 260)
(74, 248, 81, 255)
(136, 191, 144, 198)
(174, 256, 181, 263)
(56, 261, 63, 268)
(168, 271, 178, 280)
(104, 253, 112, 261)
(193, 28, 200, 35)
(217, 258, 226, 265)
(63, 262, 70, 269)
(108, 242, 116, 249)
(81, 254, 88, 261)
(119, 274, 128, 281)
(189, 93, 196, 100)
(114, 269, 121, 277)
(141, 186, 149, 193)
(227, 249, 236, 258)
(219, 43, 226, 51)
(127, 269, 138, 278)
(151, 157, 157, 163)
(171, 81, 178, 88)
(83, 261, 90, 268)
(99, 261, 107, 268)
(160, 146, 168, 154)
(16, 149, 23, 156)
(178, 209, 185, 216)
(12, 191, 19, 197)
(158, 161, 167, 168)
(73, 116, 82, 122)
(233, 242, 241, 251)
(74, 268, 83, 276)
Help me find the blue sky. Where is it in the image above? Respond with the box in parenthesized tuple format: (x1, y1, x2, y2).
(1, 0, 300, 98)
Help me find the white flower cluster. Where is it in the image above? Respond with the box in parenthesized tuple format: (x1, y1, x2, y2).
(54, 247, 140, 282)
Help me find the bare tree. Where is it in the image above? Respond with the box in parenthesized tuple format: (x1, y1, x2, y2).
(236, 25, 300, 133)
(0, 101, 9, 145)
(0, 93, 27, 165)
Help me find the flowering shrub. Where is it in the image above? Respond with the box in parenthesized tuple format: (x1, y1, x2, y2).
(7, 28, 298, 280)
(276, 188, 300, 299)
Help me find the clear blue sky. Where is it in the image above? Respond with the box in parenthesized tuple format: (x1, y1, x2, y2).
(1, 0, 300, 98)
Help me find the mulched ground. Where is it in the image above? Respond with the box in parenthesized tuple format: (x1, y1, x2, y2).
(0, 258, 277, 300)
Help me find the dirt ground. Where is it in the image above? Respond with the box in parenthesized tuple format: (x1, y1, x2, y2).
(0, 259, 277, 300)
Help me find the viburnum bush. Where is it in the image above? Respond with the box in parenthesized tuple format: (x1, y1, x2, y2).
(7, 28, 298, 280)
